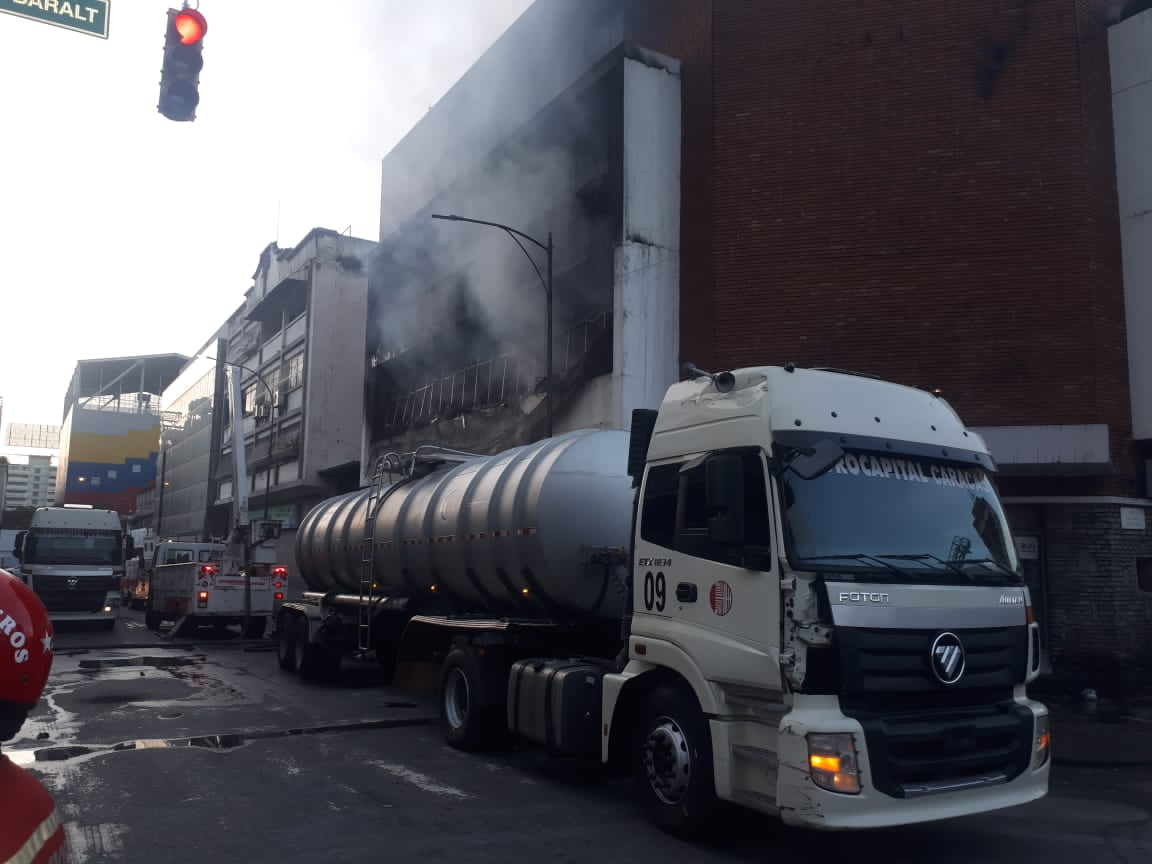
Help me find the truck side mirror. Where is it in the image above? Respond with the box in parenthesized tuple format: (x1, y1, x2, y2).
(13, 532, 24, 562)
(705, 454, 745, 546)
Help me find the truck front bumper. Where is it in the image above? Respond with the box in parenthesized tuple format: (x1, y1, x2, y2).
(710, 694, 1050, 830)
(47, 592, 120, 622)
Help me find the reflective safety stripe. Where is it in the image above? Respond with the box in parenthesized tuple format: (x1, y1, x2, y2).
(4, 808, 62, 864)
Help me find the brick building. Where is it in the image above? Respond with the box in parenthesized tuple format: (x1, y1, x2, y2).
(368, 0, 1152, 689)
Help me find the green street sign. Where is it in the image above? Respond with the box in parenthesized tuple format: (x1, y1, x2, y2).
(0, 0, 110, 39)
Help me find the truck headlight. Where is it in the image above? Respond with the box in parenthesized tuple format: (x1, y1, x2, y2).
(807, 732, 861, 795)
(1032, 714, 1051, 769)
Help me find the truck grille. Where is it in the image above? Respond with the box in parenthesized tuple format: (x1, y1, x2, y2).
(31, 575, 117, 615)
(836, 627, 1033, 797)
(32, 575, 119, 594)
(853, 703, 1034, 798)
(41, 591, 109, 614)
(837, 627, 1027, 712)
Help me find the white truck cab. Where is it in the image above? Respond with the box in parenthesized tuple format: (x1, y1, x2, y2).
(12, 505, 125, 630)
(608, 364, 1048, 832)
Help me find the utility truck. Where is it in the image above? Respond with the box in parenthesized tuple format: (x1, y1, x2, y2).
(144, 540, 281, 638)
(11, 505, 126, 630)
(279, 364, 1050, 837)
(142, 362, 288, 639)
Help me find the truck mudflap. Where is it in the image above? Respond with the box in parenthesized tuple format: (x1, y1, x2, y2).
(765, 697, 1050, 831)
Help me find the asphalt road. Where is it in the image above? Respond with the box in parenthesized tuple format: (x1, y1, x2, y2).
(4, 610, 1149, 863)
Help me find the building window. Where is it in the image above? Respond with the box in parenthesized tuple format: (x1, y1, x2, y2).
(287, 352, 304, 389)
(265, 366, 281, 404)
(243, 385, 258, 416)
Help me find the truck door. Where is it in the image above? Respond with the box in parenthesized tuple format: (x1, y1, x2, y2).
(633, 446, 782, 692)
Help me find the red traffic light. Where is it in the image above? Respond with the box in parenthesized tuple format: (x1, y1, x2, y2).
(174, 9, 207, 45)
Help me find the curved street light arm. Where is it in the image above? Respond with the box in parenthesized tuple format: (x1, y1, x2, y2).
(432, 213, 549, 254)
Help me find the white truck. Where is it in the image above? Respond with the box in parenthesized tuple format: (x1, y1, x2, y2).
(142, 362, 289, 640)
(11, 505, 126, 631)
(145, 540, 279, 638)
(279, 364, 1050, 837)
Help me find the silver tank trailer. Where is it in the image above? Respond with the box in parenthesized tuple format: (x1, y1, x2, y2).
(294, 429, 635, 621)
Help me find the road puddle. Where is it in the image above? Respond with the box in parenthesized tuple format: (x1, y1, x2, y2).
(6, 712, 434, 768)
(77, 654, 207, 674)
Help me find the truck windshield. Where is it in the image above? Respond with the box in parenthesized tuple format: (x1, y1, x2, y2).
(25, 531, 123, 567)
(778, 448, 1021, 586)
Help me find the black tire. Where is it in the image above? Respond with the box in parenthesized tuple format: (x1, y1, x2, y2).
(175, 616, 198, 638)
(99, 618, 116, 632)
(636, 682, 720, 840)
(277, 616, 299, 673)
(439, 648, 503, 752)
(297, 616, 340, 682)
(244, 616, 266, 640)
(144, 605, 163, 631)
(374, 628, 400, 686)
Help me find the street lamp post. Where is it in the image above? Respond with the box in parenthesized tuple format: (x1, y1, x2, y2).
(431, 213, 554, 438)
(205, 356, 278, 635)
(154, 440, 171, 536)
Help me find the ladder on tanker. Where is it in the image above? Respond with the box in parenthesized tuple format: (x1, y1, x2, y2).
(358, 456, 390, 653)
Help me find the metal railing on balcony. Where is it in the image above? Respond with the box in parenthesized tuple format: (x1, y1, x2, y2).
(386, 311, 610, 433)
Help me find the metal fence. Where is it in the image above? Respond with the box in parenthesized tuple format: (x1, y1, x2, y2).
(388, 311, 610, 432)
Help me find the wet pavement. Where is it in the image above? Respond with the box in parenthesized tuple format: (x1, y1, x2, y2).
(5, 609, 1149, 863)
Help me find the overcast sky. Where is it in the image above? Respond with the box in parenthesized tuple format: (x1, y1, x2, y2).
(0, 0, 533, 431)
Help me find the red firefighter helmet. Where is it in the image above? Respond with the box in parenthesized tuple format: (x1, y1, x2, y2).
(0, 569, 54, 708)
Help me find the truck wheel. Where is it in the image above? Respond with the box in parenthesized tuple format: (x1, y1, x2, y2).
(145, 608, 163, 631)
(636, 683, 720, 840)
(295, 616, 340, 682)
(244, 616, 266, 639)
(440, 648, 502, 752)
(277, 617, 300, 673)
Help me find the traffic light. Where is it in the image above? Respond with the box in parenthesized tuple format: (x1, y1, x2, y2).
(157, 7, 208, 122)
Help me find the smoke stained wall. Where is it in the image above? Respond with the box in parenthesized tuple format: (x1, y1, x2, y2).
(367, 1, 630, 455)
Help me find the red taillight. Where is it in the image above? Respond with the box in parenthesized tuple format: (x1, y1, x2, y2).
(200, 565, 216, 576)
(197, 590, 209, 608)
(274, 582, 283, 589)
(198, 591, 208, 600)
(272, 566, 288, 577)
(274, 592, 284, 601)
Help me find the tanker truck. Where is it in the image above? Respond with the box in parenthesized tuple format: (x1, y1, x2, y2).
(279, 363, 1050, 838)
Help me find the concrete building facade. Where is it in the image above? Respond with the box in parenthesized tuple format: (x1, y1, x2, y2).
(1, 455, 57, 510)
(55, 355, 187, 516)
(363, 0, 1152, 691)
(156, 357, 219, 540)
(208, 228, 378, 564)
(367, 0, 682, 467)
